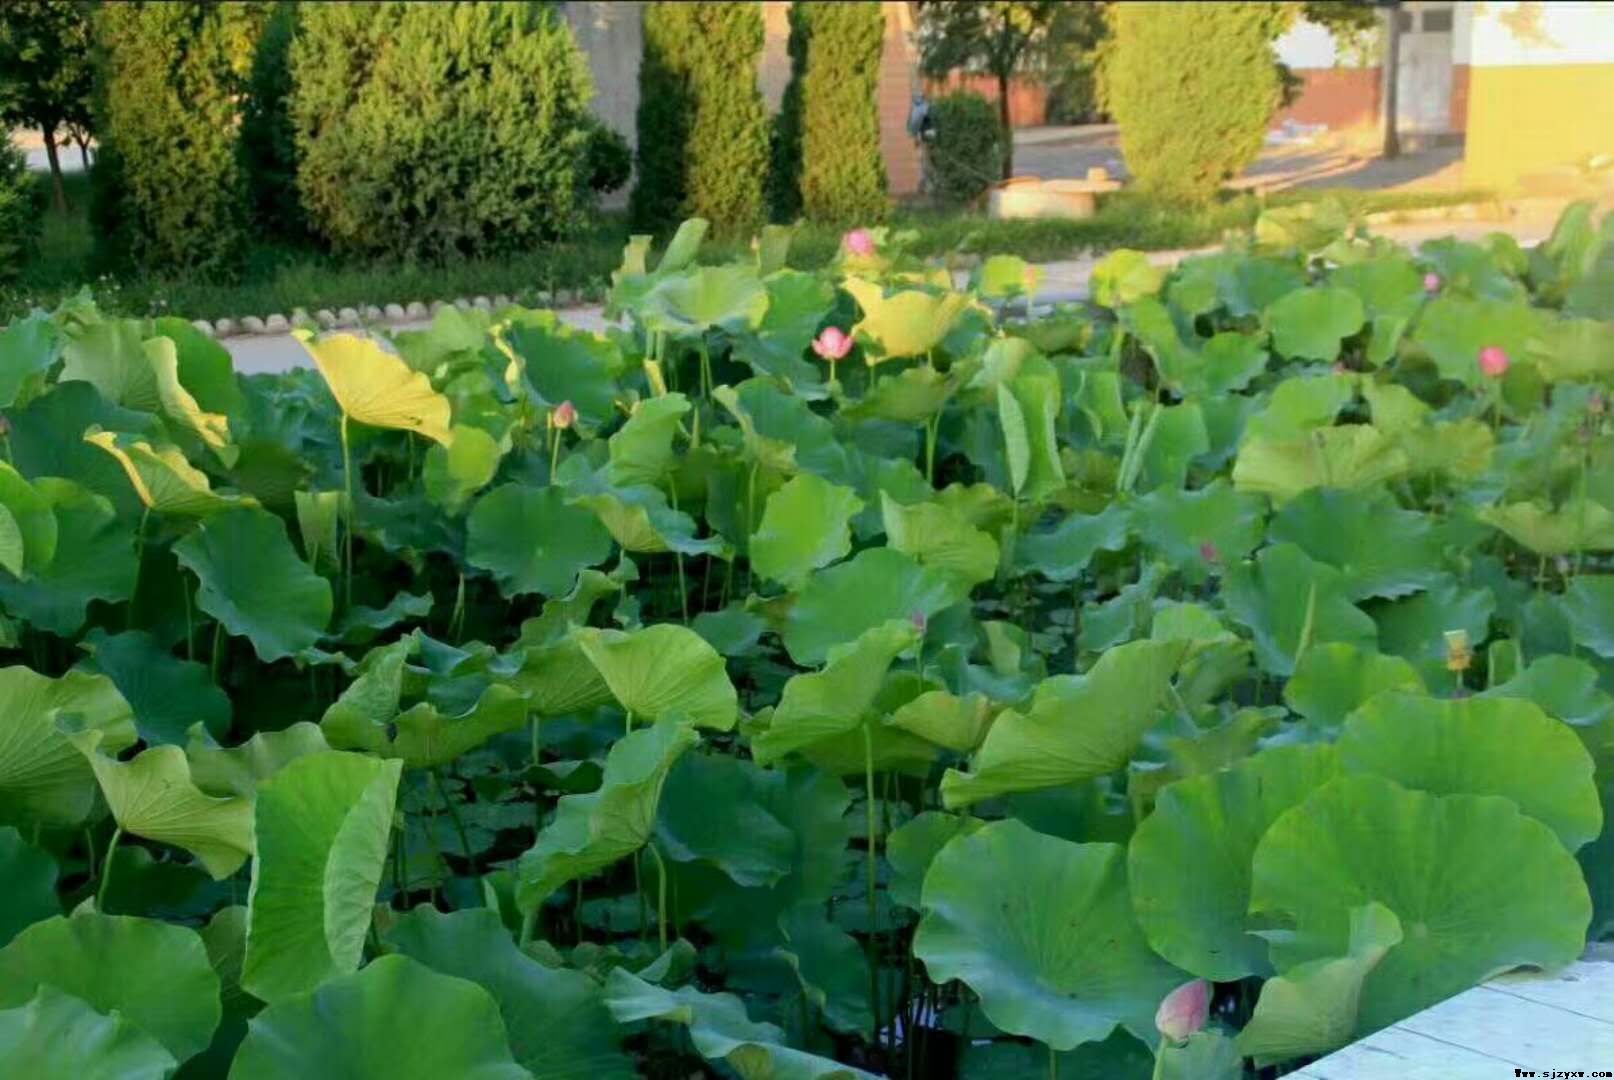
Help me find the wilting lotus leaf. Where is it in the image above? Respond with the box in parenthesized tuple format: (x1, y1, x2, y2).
(1016, 503, 1130, 582)
(296, 331, 451, 444)
(174, 507, 333, 662)
(186, 722, 329, 800)
(603, 967, 879, 1080)
(1233, 426, 1408, 504)
(0, 478, 138, 635)
(1250, 774, 1591, 1033)
(941, 640, 1186, 809)
(231, 955, 528, 1080)
(1339, 692, 1602, 850)
(1127, 744, 1341, 981)
(467, 485, 614, 599)
(0, 985, 177, 1080)
(607, 393, 690, 487)
(423, 424, 501, 514)
(1237, 902, 1402, 1066)
(85, 430, 248, 516)
(0, 666, 135, 827)
(843, 277, 972, 361)
(0, 910, 220, 1063)
(751, 474, 862, 590)
(643, 264, 769, 336)
(1269, 487, 1445, 600)
(1479, 499, 1614, 557)
(915, 819, 1182, 1050)
(1223, 543, 1378, 677)
(752, 620, 917, 766)
(1265, 287, 1365, 362)
(66, 727, 254, 879)
(386, 906, 633, 1079)
(1282, 642, 1424, 730)
(516, 716, 698, 911)
(783, 547, 954, 667)
(575, 624, 736, 731)
(241, 751, 403, 1004)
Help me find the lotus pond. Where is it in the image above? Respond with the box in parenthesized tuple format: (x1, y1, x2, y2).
(0, 202, 1611, 1079)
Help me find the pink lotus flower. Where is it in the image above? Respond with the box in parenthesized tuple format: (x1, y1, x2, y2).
(552, 400, 577, 429)
(1199, 541, 1221, 564)
(1155, 979, 1210, 1043)
(844, 229, 875, 258)
(811, 327, 853, 362)
(1479, 345, 1510, 379)
(1423, 272, 1442, 293)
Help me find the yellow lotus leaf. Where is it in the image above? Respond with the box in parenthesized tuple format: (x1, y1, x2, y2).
(295, 330, 453, 445)
(85, 430, 254, 516)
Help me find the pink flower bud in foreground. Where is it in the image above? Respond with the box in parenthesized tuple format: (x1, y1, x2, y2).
(552, 400, 577, 429)
(1155, 979, 1210, 1043)
(1478, 345, 1510, 379)
(844, 229, 875, 258)
(910, 610, 928, 635)
(1423, 272, 1442, 293)
(811, 326, 853, 362)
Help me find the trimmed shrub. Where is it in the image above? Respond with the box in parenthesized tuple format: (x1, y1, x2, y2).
(796, 1, 887, 224)
(291, 2, 595, 261)
(583, 118, 632, 196)
(768, 4, 809, 221)
(631, 2, 768, 234)
(92, 1, 262, 274)
(1106, 3, 1285, 204)
(925, 91, 1005, 207)
(0, 141, 41, 282)
(240, 0, 303, 240)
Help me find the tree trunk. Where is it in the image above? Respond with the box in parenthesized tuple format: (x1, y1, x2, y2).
(1381, 6, 1402, 160)
(41, 126, 67, 212)
(75, 135, 90, 171)
(997, 71, 1014, 179)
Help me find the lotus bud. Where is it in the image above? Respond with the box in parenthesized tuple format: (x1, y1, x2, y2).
(910, 610, 928, 635)
(1423, 272, 1442, 293)
(844, 229, 875, 258)
(1199, 541, 1221, 565)
(1478, 345, 1509, 378)
(1155, 979, 1209, 1043)
(551, 400, 577, 430)
(1443, 629, 1472, 674)
(811, 326, 853, 362)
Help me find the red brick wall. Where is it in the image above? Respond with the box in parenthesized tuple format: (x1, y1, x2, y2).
(1275, 66, 1382, 131)
(878, 2, 922, 197)
(923, 73, 1047, 128)
(1450, 64, 1470, 133)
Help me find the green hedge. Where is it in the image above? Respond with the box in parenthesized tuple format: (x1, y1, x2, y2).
(240, 0, 302, 240)
(0, 143, 40, 282)
(631, 2, 768, 234)
(1106, 3, 1285, 204)
(291, 1, 594, 261)
(926, 91, 1005, 207)
(795, 1, 887, 224)
(92, 1, 262, 274)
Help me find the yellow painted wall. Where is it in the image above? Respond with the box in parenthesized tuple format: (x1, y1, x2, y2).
(1464, 62, 1614, 190)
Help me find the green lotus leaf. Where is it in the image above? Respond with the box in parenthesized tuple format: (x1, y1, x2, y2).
(295, 331, 452, 445)
(1282, 642, 1424, 730)
(999, 355, 1066, 502)
(775, 903, 873, 1036)
(567, 474, 723, 556)
(1092, 249, 1164, 308)
(1134, 402, 1209, 491)
(845, 364, 961, 422)
(496, 314, 621, 426)
(643, 264, 769, 336)
(0, 826, 57, 947)
(603, 966, 878, 1080)
(1560, 576, 1614, 658)
(1237, 902, 1402, 1066)
(78, 629, 230, 745)
(958, 1029, 1155, 1079)
(1411, 297, 1544, 388)
(468, 485, 614, 599)
(1527, 316, 1614, 382)
(881, 493, 999, 592)
(752, 620, 917, 766)
(7, 380, 158, 519)
(1479, 499, 1614, 557)
(1156, 1031, 1243, 1080)
(0, 910, 219, 1063)
(385, 906, 633, 1079)
(1254, 198, 1349, 254)
(66, 728, 254, 879)
(1333, 256, 1425, 319)
(751, 474, 862, 590)
(844, 277, 972, 361)
(230, 954, 528, 1080)
(887, 689, 992, 753)
(60, 318, 160, 412)
(146, 335, 234, 463)
(516, 716, 698, 912)
(331, 590, 434, 645)
(1245, 373, 1355, 442)
(1131, 480, 1266, 575)
(1339, 692, 1602, 850)
(0, 461, 57, 575)
(150, 316, 243, 417)
(1127, 744, 1342, 981)
(174, 507, 333, 663)
(423, 425, 502, 514)
(1268, 487, 1445, 600)
(1250, 774, 1591, 1033)
(1265, 287, 1366, 361)
(782, 547, 955, 667)
(1371, 576, 1495, 683)
(0, 985, 177, 1080)
(1016, 503, 1131, 582)
(915, 819, 1182, 1050)
(941, 639, 1187, 809)
(1223, 543, 1378, 677)
(1480, 654, 1614, 740)
(0, 312, 58, 410)
(887, 811, 983, 910)
(575, 624, 737, 731)
(607, 393, 690, 487)
(973, 253, 1037, 299)
(241, 751, 403, 1004)
(1233, 426, 1409, 504)
(506, 637, 615, 718)
(391, 305, 490, 374)
(0, 478, 138, 635)
(0, 666, 136, 827)
(186, 722, 330, 800)
(293, 490, 343, 569)
(656, 751, 795, 887)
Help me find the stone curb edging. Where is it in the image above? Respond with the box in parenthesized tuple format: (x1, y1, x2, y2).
(192, 286, 609, 341)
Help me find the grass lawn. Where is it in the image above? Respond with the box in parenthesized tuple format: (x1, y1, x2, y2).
(2, 172, 1491, 323)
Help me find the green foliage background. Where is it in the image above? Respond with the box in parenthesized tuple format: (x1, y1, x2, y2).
(796, 1, 888, 225)
(926, 91, 1007, 206)
(0, 142, 41, 281)
(239, 0, 303, 241)
(290, 0, 595, 261)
